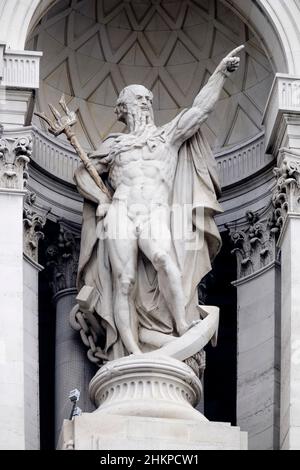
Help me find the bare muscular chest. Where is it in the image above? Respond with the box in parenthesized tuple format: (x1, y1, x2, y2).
(108, 144, 178, 189)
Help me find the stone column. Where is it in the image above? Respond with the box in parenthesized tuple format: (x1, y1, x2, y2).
(0, 40, 42, 449)
(273, 149, 300, 449)
(228, 208, 281, 450)
(23, 191, 45, 449)
(263, 75, 300, 449)
(0, 135, 32, 449)
(45, 222, 96, 446)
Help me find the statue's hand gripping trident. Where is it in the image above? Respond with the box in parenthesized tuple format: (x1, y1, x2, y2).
(35, 95, 112, 200)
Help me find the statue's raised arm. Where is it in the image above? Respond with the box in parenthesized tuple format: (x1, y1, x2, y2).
(169, 45, 244, 147)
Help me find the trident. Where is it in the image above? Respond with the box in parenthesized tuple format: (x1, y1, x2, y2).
(35, 95, 112, 200)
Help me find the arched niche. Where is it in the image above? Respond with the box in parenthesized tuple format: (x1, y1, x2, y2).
(26, 0, 274, 155)
(0, 0, 299, 75)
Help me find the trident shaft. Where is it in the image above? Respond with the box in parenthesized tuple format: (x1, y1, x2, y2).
(35, 95, 112, 200)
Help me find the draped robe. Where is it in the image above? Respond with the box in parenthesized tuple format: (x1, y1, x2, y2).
(74, 110, 223, 359)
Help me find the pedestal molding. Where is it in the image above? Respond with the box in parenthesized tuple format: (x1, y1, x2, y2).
(89, 355, 204, 423)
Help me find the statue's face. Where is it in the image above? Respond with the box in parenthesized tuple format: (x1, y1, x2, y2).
(129, 85, 153, 113)
(115, 85, 154, 125)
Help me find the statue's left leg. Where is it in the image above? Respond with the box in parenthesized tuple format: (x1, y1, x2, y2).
(138, 217, 189, 336)
(105, 205, 141, 355)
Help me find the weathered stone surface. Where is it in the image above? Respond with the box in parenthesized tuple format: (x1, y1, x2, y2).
(59, 413, 247, 450)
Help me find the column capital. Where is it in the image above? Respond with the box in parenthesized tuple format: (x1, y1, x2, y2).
(23, 191, 46, 263)
(0, 135, 32, 190)
(273, 148, 300, 239)
(227, 207, 280, 280)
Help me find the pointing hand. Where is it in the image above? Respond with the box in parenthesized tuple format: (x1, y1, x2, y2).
(216, 45, 244, 77)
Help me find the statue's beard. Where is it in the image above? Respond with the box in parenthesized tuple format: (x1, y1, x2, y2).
(125, 105, 154, 133)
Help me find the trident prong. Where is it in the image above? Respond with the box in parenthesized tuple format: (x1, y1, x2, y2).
(34, 95, 112, 200)
(59, 94, 69, 115)
(35, 111, 53, 129)
(35, 96, 77, 137)
(49, 103, 62, 121)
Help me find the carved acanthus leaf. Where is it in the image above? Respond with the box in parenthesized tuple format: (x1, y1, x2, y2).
(273, 150, 300, 226)
(45, 224, 80, 295)
(23, 191, 46, 262)
(228, 209, 279, 279)
(0, 136, 32, 190)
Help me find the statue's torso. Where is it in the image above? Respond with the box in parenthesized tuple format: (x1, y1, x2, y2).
(107, 131, 178, 207)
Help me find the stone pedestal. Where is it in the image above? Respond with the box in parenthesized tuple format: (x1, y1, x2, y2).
(59, 414, 247, 450)
(58, 355, 247, 450)
(89, 356, 205, 422)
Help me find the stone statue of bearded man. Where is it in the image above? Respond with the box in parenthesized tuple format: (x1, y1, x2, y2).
(73, 46, 243, 362)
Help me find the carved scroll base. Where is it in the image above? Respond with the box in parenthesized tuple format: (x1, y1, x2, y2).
(58, 355, 248, 450)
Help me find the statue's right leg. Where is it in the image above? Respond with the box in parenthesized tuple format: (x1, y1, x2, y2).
(105, 213, 140, 355)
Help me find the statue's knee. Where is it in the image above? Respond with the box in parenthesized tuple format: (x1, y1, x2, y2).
(118, 275, 135, 295)
(153, 251, 169, 270)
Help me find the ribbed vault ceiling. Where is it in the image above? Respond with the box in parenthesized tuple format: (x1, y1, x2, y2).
(27, 0, 274, 151)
